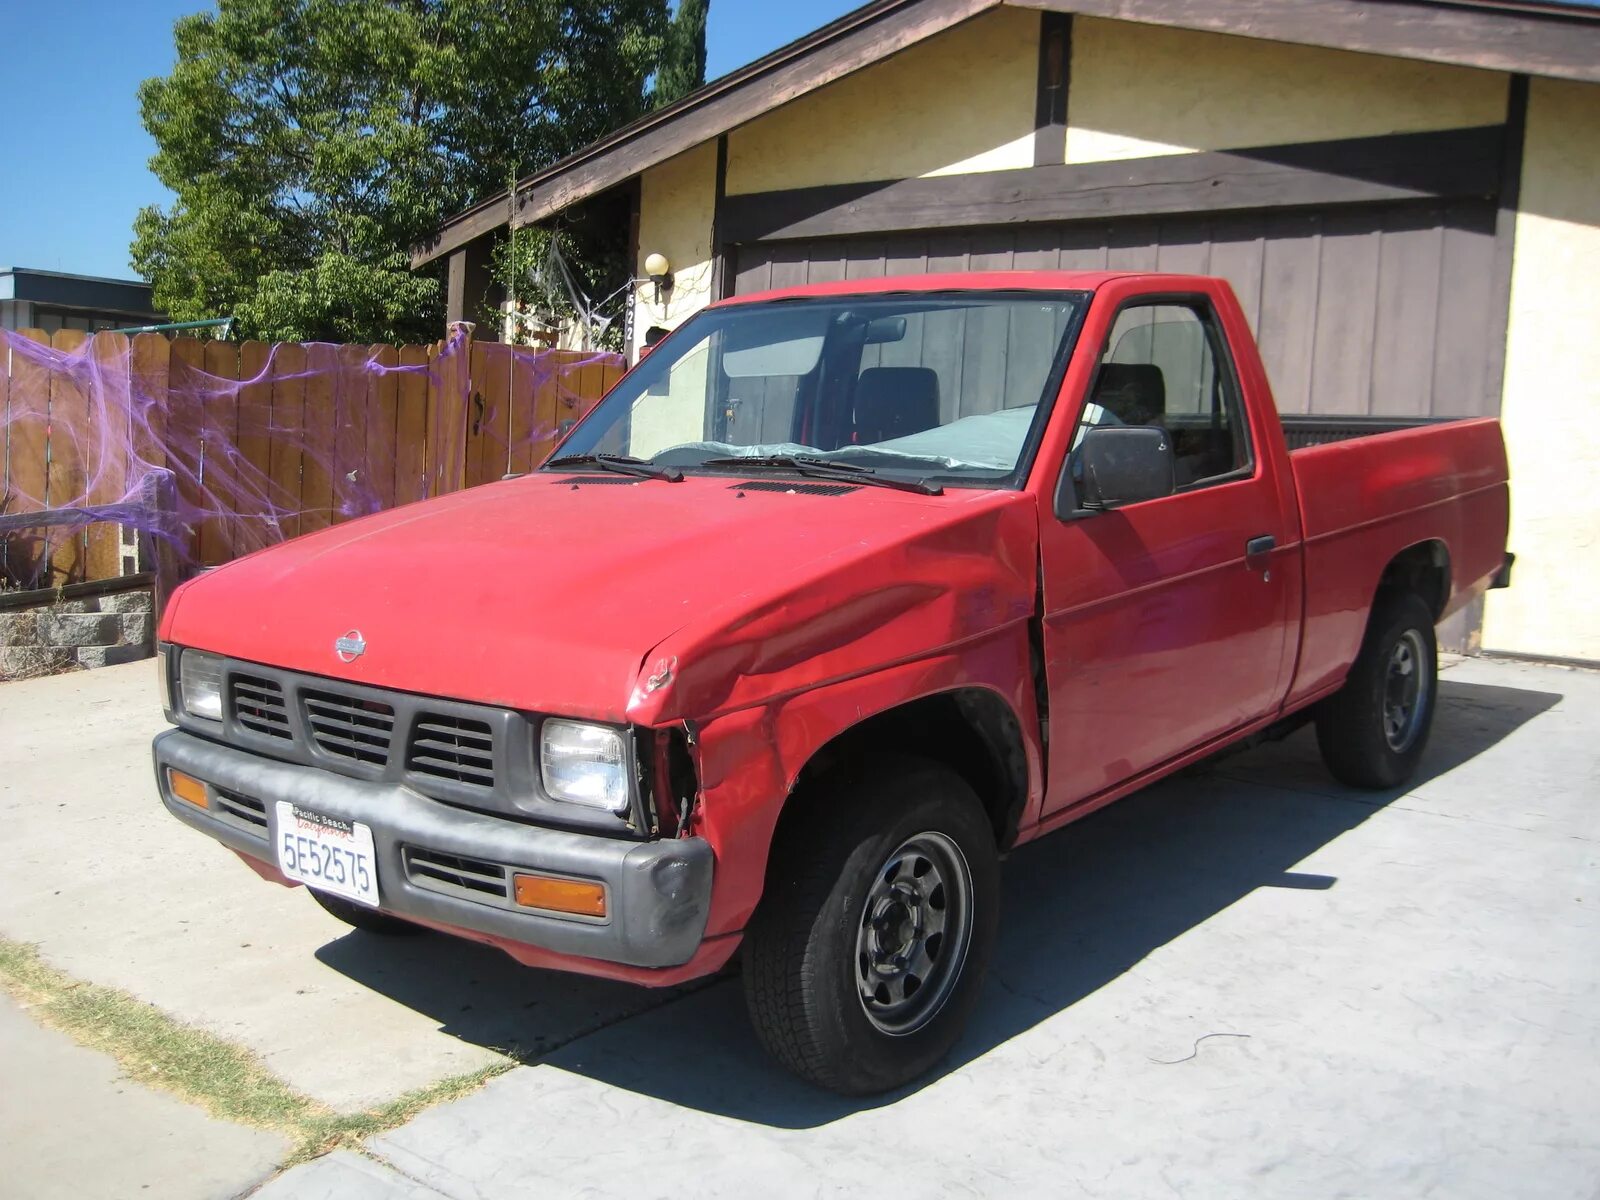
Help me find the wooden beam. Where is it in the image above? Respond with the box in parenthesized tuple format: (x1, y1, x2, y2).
(1033, 12, 1071, 167)
(1006, 0, 1600, 85)
(1483, 74, 1529, 416)
(710, 134, 731, 301)
(411, 0, 1001, 265)
(445, 237, 495, 333)
(719, 125, 1505, 245)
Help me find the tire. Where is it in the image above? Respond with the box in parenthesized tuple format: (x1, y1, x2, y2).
(1315, 591, 1438, 789)
(308, 888, 422, 936)
(742, 756, 1000, 1095)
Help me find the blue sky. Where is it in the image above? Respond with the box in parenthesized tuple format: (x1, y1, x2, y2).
(0, 0, 860, 280)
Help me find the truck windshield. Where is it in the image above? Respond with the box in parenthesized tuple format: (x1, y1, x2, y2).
(552, 292, 1088, 488)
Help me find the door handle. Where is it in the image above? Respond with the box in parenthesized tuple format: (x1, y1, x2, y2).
(1246, 535, 1276, 557)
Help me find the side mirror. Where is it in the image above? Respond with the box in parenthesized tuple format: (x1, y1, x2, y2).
(1060, 425, 1174, 517)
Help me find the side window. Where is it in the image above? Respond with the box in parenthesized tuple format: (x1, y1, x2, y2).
(1080, 301, 1251, 489)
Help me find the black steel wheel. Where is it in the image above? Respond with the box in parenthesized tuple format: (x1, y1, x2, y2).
(743, 756, 999, 1095)
(1316, 591, 1439, 789)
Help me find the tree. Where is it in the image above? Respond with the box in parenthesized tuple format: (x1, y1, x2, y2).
(134, 0, 670, 343)
(654, 0, 709, 108)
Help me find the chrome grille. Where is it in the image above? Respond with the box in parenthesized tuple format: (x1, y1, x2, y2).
(408, 714, 496, 788)
(232, 675, 291, 740)
(303, 690, 395, 766)
(403, 847, 510, 902)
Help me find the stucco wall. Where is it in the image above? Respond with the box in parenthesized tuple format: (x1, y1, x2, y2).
(631, 141, 718, 356)
(1482, 78, 1600, 662)
(724, 7, 1038, 195)
(1065, 17, 1507, 163)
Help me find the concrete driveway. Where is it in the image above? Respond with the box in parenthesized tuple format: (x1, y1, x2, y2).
(1, 654, 1596, 1198)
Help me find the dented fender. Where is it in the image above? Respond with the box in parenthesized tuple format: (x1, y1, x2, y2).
(684, 634, 1044, 937)
(622, 492, 1045, 940)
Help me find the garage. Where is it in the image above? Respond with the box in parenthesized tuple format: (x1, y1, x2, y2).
(413, 0, 1600, 663)
(729, 200, 1500, 423)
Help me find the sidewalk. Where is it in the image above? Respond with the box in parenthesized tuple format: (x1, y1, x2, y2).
(0, 993, 285, 1200)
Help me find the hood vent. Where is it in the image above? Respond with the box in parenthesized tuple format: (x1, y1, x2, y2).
(729, 480, 859, 496)
(553, 475, 637, 486)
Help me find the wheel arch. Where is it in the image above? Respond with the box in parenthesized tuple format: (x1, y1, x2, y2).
(1375, 538, 1452, 622)
(786, 685, 1033, 852)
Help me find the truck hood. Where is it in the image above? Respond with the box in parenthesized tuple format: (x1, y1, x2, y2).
(162, 473, 1038, 724)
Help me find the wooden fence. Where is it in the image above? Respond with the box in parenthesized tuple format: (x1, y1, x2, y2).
(0, 328, 625, 590)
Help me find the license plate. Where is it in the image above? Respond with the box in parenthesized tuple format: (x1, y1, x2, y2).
(274, 802, 380, 908)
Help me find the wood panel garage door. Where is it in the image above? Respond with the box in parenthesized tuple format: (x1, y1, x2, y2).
(729, 200, 1499, 420)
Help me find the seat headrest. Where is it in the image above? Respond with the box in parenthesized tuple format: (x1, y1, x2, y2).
(1092, 363, 1166, 425)
(854, 367, 941, 443)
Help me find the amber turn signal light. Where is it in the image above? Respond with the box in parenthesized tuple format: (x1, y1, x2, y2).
(167, 768, 209, 809)
(512, 873, 606, 918)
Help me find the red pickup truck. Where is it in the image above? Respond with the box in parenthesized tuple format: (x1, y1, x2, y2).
(153, 272, 1511, 1094)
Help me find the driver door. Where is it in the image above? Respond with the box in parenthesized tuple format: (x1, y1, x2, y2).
(1036, 295, 1294, 817)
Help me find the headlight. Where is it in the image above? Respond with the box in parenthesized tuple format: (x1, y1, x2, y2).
(178, 649, 224, 722)
(540, 719, 630, 814)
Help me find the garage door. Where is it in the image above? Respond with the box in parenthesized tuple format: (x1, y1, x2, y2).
(728, 200, 1498, 420)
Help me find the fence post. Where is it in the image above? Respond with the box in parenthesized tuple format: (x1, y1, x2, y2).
(138, 468, 186, 619)
(432, 322, 474, 496)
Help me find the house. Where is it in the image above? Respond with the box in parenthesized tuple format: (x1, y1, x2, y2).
(0, 267, 163, 334)
(412, 0, 1600, 663)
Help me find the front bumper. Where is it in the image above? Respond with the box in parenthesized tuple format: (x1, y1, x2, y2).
(153, 729, 714, 969)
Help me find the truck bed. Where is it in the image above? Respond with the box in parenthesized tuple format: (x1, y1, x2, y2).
(1282, 415, 1510, 707)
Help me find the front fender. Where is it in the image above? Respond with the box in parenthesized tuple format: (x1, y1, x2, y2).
(685, 623, 1042, 939)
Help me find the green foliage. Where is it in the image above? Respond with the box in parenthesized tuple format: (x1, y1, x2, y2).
(490, 221, 632, 350)
(654, 0, 709, 108)
(134, 0, 671, 343)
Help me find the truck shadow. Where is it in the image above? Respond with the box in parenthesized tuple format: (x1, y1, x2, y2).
(316, 675, 1559, 1128)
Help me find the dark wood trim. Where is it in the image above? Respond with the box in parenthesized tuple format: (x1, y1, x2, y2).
(1033, 12, 1072, 167)
(710, 134, 731, 300)
(444, 237, 494, 330)
(1483, 74, 1529, 416)
(446, 249, 467, 324)
(720, 125, 1505, 245)
(1009, 0, 1600, 85)
(412, 0, 1000, 264)
(624, 178, 642, 358)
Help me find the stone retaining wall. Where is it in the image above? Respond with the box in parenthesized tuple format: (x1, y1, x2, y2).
(0, 590, 155, 680)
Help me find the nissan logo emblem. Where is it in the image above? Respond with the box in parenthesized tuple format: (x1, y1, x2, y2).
(334, 630, 367, 663)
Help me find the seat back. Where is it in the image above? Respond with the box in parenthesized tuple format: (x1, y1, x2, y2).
(1091, 363, 1166, 426)
(854, 367, 940, 443)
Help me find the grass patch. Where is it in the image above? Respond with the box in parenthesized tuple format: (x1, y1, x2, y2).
(0, 938, 515, 1166)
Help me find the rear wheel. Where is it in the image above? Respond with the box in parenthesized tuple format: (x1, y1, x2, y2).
(742, 757, 999, 1095)
(308, 888, 421, 936)
(1316, 591, 1438, 789)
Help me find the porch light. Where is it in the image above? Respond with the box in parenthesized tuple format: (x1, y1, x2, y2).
(644, 252, 674, 305)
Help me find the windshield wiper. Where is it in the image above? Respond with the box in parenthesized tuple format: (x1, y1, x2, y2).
(545, 453, 683, 482)
(702, 454, 942, 495)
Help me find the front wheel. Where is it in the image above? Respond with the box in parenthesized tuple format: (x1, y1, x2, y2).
(742, 757, 999, 1095)
(1316, 591, 1438, 789)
